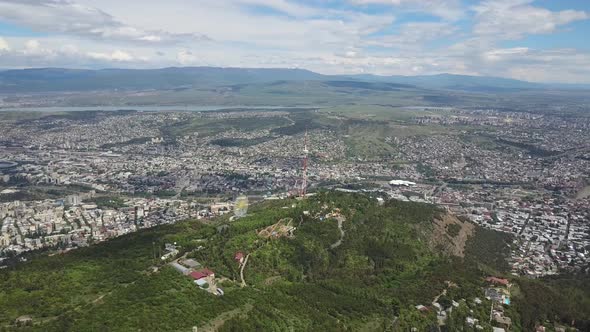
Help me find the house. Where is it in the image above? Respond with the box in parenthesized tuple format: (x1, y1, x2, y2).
(180, 258, 201, 269)
(161, 250, 178, 261)
(170, 262, 190, 275)
(485, 288, 502, 302)
(234, 252, 245, 264)
(466, 317, 479, 327)
(189, 268, 214, 280)
(486, 276, 509, 286)
(389, 180, 416, 187)
(14, 316, 32, 326)
(194, 278, 208, 288)
(210, 203, 231, 215)
(415, 305, 430, 313)
(494, 314, 512, 330)
(432, 302, 442, 312)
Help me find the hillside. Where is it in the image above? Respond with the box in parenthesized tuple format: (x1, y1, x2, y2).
(0, 67, 324, 93)
(0, 192, 588, 331)
(1, 67, 587, 94)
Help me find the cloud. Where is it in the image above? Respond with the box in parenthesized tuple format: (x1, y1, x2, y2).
(176, 50, 199, 65)
(349, 0, 464, 21)
(473, 0, 588, 40)
(0, 37, 151, 68)
(0, 0, 210, 44)
(25, 40, 40, 51)
(87, 50, 135, 62)
(365, 22, 457, 49)
(236, 0, 318, 17)
(0, 37, 10, 51)
(483, 47, 530, 62)
(478, 47, 590, 83)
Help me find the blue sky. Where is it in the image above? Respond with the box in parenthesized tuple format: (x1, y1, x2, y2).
(0, 0, 589, 83)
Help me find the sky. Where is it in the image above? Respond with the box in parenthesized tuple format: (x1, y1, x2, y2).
(0, 0, 589, 83)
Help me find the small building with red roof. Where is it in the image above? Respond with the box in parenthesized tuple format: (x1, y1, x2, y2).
(486, 276, 509, 286)
(189, 268, 214, 281)
(234, 252, 245, 264)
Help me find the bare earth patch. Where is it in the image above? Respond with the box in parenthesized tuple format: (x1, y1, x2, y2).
(430, 213, 475, 257)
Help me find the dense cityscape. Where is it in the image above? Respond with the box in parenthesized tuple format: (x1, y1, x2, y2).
(0, 107, 588, 280)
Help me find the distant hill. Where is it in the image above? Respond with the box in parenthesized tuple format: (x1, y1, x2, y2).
(0, 67, 324, 93)
(345, 73, 590, 91)
(347, 73, 542, 91)
(0, 67, 588, 93)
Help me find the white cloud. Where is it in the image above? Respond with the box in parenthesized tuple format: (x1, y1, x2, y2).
(0, 0, 209, 44)
(22, 39, 53, 57)
(349, 0, 464, 21)
(236, 0, 318, 17)
(365, 22, 457, 48)
(176, 50, 199, 66)
(473, 0, 588, 40)
(87, 50, 135, 62)
(483, 47, 530, 62)
(110, 1, 392, 51)
(0, 36, 154, 68)
(0, 37, 10, 51)
(25, 40, 40, 51)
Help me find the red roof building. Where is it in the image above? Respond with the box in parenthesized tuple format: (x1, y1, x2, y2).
(486, 277, 509, 286)
(234, 252, 245, 263)
(189, 268, 214, 280)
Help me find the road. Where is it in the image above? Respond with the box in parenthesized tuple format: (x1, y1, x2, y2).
(330, 216, 345, 249)
(240, 253, 250, 287)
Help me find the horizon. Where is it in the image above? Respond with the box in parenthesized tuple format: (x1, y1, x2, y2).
(0, 1, 589, 84)
(0, 65, 588, 86)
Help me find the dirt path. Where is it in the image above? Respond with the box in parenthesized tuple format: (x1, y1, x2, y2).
(240, 253, 250, 287)
(330, 217, 345, 249)
(14, 283, 124, 328)
(433, 281, 456, 303)
(433, 289, 447, 303)
(197, 303, 253, 332)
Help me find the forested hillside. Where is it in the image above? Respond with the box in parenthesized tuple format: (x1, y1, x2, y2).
(0, 192, 587, 331)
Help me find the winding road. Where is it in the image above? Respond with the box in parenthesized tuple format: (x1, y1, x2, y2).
(239, 253, 250, 287)
(330, 217, 346, 249)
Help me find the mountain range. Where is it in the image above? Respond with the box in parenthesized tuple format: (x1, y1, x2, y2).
(1, 67, 588, 94)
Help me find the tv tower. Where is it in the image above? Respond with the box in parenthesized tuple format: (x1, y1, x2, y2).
(301, 130, 309, 197)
